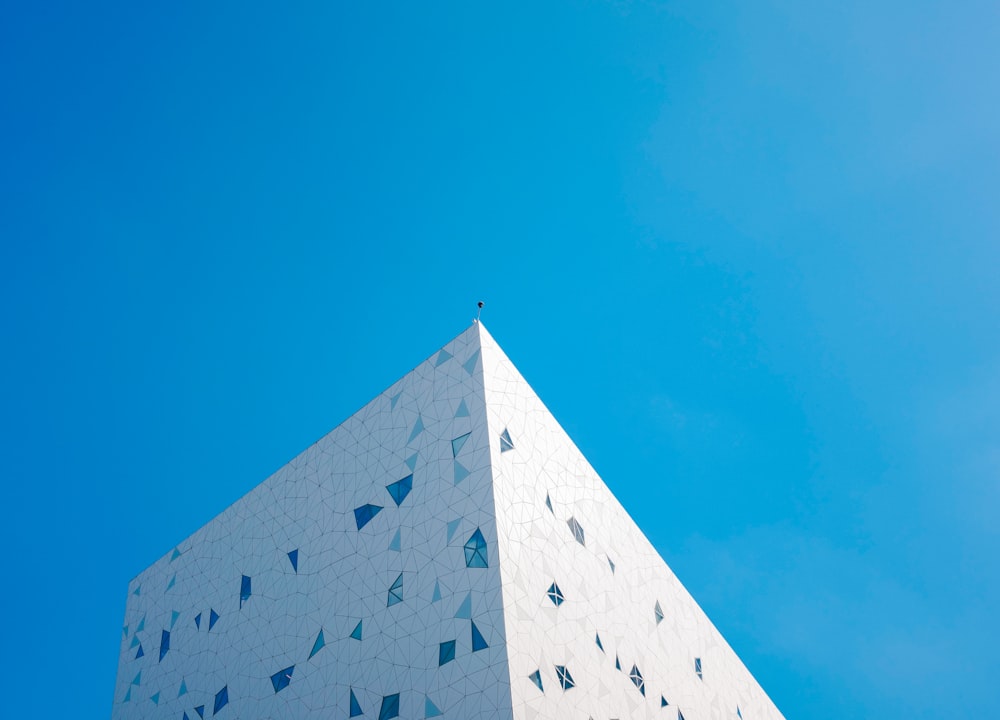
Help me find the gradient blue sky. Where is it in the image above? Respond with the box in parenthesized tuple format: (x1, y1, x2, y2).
(1, 2, 998, 717)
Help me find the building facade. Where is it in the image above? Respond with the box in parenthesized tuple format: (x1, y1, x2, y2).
(112, 322, 784, 720)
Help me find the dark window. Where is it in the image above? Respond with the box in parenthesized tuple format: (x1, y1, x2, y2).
(629, 664, 645, 696)
(451, 432, 472, 457)
(386, 474, 413, 506)
(213, 686, 228, 715)
(158, 630, 170, 662)
(354, 503, 384, 530)
(309, 629, 325, 659)
(270, 665, 294, 693)
(464, 528, 488, 568)
(555, 665, 575, 690)
(378, 693, 400, 720)
(439, 640, 456, 666)
(529, 670, 544, 692)
(239, 575, 251, 609)
(471, 621, 488, 651)
(387, 573, 404, 606)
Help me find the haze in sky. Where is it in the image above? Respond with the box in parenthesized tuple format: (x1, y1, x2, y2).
(1, 2, 997, 718)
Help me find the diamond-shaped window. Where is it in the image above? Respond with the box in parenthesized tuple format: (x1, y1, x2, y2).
(567, 517, 585, 546)
(695, 657, 703, 679)
(555, 665, 575, 690)
(214, 686, 228, 714)
(464, 528, 488, 568)
(655, 600, 664, 625)
(499, 428, 514, 452)
(546, 582, 565, 606)
(270, 665, 294, 693)
(629, 664, 645, 696)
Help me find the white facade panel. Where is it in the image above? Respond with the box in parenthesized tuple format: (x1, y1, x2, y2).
(479, 324, 783, 720)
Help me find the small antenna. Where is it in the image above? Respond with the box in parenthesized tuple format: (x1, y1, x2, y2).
(476, 301, 484, 322)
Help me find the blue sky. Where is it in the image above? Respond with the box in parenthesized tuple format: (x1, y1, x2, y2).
(1, 1, 998, 717)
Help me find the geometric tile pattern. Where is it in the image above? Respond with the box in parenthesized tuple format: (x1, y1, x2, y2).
(479, 324, 785, 719)
(112, 322, 784, 720)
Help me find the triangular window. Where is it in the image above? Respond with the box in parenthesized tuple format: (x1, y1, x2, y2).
(439, 639, 456, 666)
(385, 475, 413, 506)
(354, 503, 384, 530)
(529, 669, 544, 692)
(387, 573, 404, 606)
(471, 621, 489, 651)
(309, 629, 325, 659)
(349, 689, 363, 717)
(159, 630, 170, 662)
(451, 432, 472, 457)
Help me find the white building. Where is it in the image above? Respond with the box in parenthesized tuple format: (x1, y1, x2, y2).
(112, 322, 784, 720)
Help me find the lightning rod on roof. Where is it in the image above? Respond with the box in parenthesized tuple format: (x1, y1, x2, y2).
(476, 301, 484, 322)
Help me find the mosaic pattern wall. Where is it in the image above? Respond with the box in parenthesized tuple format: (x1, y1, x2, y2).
(479, 325, 784, 720)
(112, 323, 784, 720)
